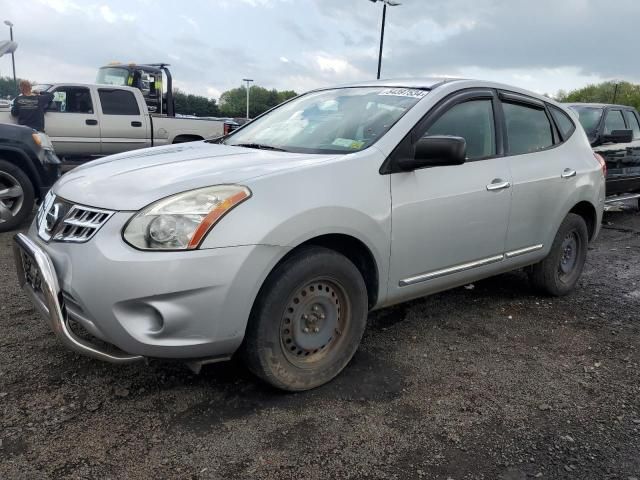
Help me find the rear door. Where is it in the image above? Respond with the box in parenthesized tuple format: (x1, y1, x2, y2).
(388, 89, 512, 300)
(500, 93, 577, 255)
(96, 88, 150, 155)
(44, 86, 101, 156)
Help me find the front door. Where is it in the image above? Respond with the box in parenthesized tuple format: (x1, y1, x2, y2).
(45, 86, 101, 157)
(388, 90, 512, 301)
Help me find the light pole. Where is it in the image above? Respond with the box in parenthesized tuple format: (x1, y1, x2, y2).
(368, 0, 401, 80)
(242, 78, 254, 120)
(3, 20, 16, 96)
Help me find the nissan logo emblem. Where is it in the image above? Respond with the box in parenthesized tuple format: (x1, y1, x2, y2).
(45, 204, 60, 233)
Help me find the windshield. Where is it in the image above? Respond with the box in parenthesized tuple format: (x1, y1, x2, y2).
(569, 106, 604, 134)
(97, 67, 130, 86)
(224, 87, 428, 154)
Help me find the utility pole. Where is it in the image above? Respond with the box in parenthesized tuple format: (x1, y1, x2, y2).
(377, 3, 386, 80)
(369, 0, 401, 80)
(243, 78, 254, 120)
(612, 82, 620, 104)
(3, 20, 16, 96)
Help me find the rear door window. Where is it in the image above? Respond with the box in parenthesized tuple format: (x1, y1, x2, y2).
(503, 102, 553, 155)
(623, 110, 640, 139)
(423, 99, 496, 160)
(98, 89, 140, 115)
(604, 110, 626, 134)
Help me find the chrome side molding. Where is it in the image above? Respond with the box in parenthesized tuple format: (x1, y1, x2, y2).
(505, 244, 543, 258)
(399, 244, 544, 287)
(399, 254, 504, 286)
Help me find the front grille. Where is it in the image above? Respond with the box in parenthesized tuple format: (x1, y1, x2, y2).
(52, 205, 113, 242)
(37, 193, 114, 243)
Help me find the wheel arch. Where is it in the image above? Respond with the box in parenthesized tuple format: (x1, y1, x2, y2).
(568, 200, 598, 241)
(0, 148, 42, 198)
(254, 233, 381, 312)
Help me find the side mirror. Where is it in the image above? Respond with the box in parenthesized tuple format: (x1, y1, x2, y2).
(397, 135, 466, 171)
(602, 129, 633, 144)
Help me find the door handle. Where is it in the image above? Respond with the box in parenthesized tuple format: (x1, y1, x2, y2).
(131, 121, 142, 127)
(486, 180, 511, 191)
(561, 168, 577, 179)
(85, 119, 98, 126)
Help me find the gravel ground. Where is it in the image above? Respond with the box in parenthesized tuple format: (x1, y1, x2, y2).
(1, 207, 639, 480)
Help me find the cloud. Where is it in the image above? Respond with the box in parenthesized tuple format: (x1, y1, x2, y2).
(99, 5, 117, 23)
(2, 0, 639, 102)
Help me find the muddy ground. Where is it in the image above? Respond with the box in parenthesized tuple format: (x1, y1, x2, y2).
(1, 207, 639, 480)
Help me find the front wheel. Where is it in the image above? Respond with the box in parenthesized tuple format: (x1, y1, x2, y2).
(0, 159, 35, 233)
(241, 246, 368, 391)
(529, 213, 588, 296)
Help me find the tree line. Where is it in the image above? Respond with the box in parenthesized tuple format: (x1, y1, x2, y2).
(0, 76, 297, 118)
(556, 81, 640, 110)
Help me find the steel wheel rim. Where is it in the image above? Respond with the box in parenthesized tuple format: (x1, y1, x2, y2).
(280, 277, 350, 368)
(558, 231, 579, 276)
(0, 171, 24, 224)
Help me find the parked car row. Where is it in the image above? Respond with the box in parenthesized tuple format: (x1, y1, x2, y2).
(13, 78, 606, 390)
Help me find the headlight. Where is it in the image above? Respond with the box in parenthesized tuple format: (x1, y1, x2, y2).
(123, 185, 251, 250)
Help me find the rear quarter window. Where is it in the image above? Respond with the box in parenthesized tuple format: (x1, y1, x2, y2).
(549, 105, 576, 141)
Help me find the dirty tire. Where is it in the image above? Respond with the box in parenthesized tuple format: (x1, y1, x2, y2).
(530, 213, 588, 296)
(0, 159, 35, 233)
(241, 246, 368, 391)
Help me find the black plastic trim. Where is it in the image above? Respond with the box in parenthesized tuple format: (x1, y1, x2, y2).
(498, 91, 545, 109)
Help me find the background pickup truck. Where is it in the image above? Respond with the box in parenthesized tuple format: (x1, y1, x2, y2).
(566, 102, 640, 204)
(0, 83, 225, 159)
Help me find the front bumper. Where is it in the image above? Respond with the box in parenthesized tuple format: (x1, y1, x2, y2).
(13, 233, 142, 363)
(14, 214, 287, 361)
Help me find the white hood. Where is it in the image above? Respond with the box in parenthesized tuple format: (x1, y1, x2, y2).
(54, 142, 336, 210)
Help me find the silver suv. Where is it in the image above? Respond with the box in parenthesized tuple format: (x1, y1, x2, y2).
(14, 79, 605, 391)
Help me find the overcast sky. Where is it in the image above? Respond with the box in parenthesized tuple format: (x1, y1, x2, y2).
(0, 0, 636, 99)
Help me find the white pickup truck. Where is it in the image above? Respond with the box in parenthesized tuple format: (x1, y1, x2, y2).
(0, 83, 225, 158)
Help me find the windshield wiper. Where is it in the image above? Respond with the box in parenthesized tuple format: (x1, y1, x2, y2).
(231, 143, 288, 152)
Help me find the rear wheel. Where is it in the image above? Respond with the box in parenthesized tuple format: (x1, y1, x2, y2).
(241, 246, 368, 391)
(0, 159, 35, 232)
(530, 213, 588, 296)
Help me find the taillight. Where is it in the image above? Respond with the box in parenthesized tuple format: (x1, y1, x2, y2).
(594, 152, 607, 177)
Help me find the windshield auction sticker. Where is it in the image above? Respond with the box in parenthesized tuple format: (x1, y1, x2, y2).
(332, 138, 365, 149)
(379, 88, 428, 98)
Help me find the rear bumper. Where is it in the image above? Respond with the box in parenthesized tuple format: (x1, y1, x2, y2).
(13, 233, 143, 364)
